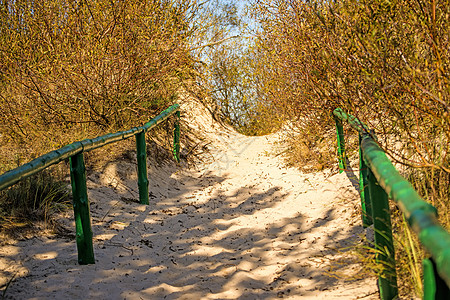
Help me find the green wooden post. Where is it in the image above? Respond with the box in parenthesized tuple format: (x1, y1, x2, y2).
(359, 134, 373, 228)
(367, 167, 398, 299)
(335, 117, 346, 173)
(69, 153, 95, 265)
(173, 110, 180, 163)
(424, 258, 437, 300)
(423, 258, 450, 300)
(136, 132, 149, 205)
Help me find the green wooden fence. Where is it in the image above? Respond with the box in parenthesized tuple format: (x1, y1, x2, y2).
(0, 104, 181, 265)
(333, 108, 450, 300)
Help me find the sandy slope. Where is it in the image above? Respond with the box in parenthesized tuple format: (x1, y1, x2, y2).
(0, 100, 378, 299)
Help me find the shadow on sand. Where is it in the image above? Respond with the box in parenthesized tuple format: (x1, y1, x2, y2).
(1, 154, 375, 299)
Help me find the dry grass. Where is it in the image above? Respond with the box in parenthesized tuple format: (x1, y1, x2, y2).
(0, 168, 71, 238)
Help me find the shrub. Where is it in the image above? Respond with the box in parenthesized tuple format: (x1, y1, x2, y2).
(249, 0, 449, 296)
(0, 0, 200, 173)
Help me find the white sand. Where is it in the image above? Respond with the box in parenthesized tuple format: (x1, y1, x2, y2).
(0, 99, 378, 299)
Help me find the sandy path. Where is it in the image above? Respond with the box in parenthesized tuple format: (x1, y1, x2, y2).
(0, 103, 378, 299)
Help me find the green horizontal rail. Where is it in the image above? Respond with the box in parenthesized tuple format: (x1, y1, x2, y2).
(0, 104, 180, 191)
(333, 108, 371, 133)
(333, 108, 450, 298)
(0, 103, 181, 265)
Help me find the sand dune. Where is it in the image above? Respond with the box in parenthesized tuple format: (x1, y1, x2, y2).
(0, 99, 378, 299)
